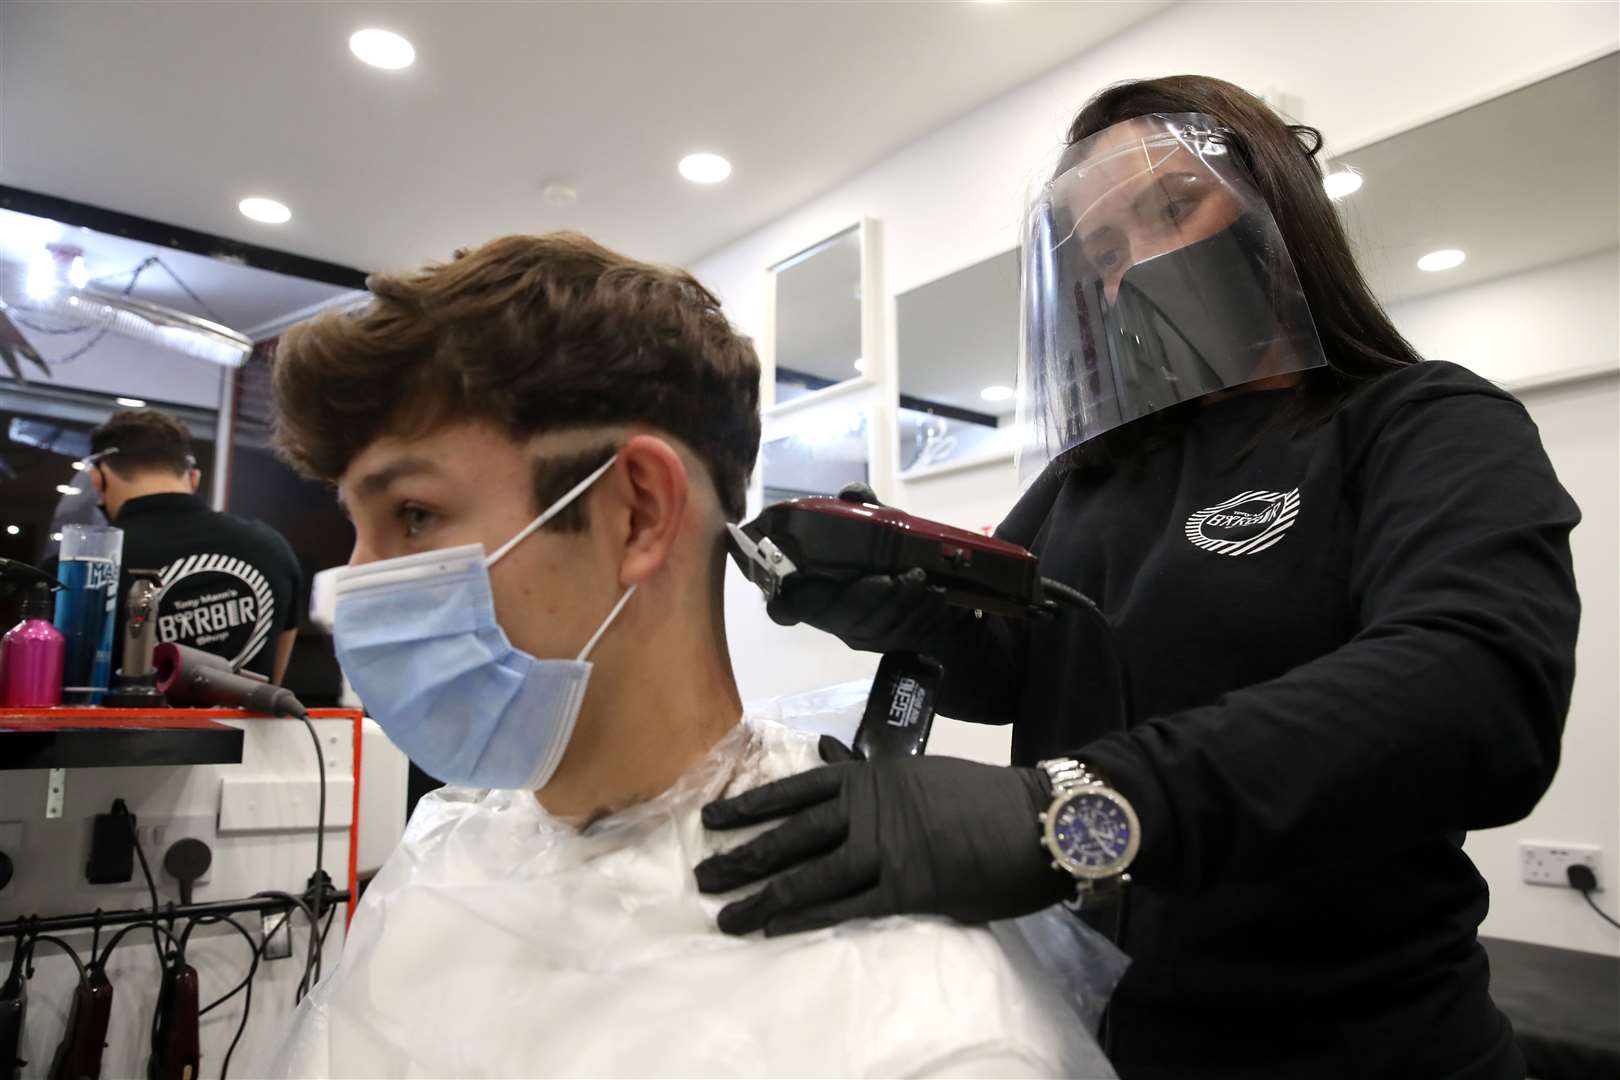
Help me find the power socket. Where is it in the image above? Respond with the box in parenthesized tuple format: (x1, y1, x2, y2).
(1520, 841, 1601, 888)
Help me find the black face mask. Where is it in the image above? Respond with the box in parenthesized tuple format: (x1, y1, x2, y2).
(1098, 220, 1281, 426)
(93, 465, 115, 523)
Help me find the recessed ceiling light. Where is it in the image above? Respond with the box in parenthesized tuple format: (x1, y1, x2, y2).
(853, 358, 866, 374)
(542, 181, 578, 207)
(56, 484, 81, 496)
(5, 525, 19, 536)
(679, 153, 732, 184)
(980, 385, 1016, 402)
(1323, 169, 1362, 199)
(116, 397, 147, 408)
(51, 532, 64, 542)
(1417, 249, 1465, 272)
(350, 28, 415, 70)
(239, 197, 291, 224)
(71, 461, 86, 471)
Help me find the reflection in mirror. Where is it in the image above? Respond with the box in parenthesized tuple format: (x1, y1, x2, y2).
(895, 250, 1019, 473)
(0, 203, 362, 573)
(761, 410, 869, 505)
(1338, 53, 1617, 325)
(772, 225, 863, 405)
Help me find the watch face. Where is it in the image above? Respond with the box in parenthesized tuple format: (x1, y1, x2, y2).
(1050, 790, 1136, 875)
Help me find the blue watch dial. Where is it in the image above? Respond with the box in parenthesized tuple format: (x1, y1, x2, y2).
(1052, 792, 1134, 870)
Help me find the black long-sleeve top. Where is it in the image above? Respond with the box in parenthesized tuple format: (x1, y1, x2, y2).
(936, 361, 1581, 1079)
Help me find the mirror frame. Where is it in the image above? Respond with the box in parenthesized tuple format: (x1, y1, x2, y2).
(761, 217, 882, 417)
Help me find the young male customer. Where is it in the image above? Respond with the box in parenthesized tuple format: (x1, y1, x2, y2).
(263, 234, 1110, 1077)
(88, 408, 303, 683)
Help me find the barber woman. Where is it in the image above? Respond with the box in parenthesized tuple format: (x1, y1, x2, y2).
(695, 76, 1580, 1080)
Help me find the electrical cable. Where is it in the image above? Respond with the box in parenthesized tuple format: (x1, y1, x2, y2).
(1040, 576, 1133, 727)
(187, 913, 264, 1080)
(285, 704, 330, 987)
(1568, 865, 1620, 930)
(22, 933, 87, 985)
(114, 799, 167, 967)
(1581, 892, 1620, 931)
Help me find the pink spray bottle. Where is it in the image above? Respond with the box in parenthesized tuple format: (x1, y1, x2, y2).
(0, 558, 66, 707)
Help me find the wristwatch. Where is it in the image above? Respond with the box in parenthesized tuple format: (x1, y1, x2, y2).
(1036, 757, 1140, 899)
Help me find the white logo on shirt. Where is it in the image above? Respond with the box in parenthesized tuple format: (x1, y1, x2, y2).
(157, 554, 277, 667)
(1184, 489, 1301, 556)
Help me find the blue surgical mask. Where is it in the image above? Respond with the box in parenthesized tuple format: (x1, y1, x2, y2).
(332, 455, 634, 790)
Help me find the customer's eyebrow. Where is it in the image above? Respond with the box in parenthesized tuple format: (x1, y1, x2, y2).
(344, 456, 442, 507)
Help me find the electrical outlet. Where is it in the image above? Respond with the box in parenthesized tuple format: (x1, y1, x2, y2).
(87, 813, 215, 891)
(1520, 842, 1601, 888)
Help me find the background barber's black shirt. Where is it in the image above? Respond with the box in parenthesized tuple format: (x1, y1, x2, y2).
(116, 493, 305, 681)
(936, 362, 1581, 1079)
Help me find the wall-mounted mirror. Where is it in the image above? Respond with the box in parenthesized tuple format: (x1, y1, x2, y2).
(761, 409, 870, 505)
(1336, 52, 1617, 385)
(769, 223, 870, 408)
(895, 250, 1020, 475)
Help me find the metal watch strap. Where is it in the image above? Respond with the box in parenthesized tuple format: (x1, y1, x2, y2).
(1039, 757, 1106, 796)
(1037, 757, 1128, 902)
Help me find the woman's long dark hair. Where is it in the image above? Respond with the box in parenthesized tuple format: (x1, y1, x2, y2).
(1053, 76, 1422, 474)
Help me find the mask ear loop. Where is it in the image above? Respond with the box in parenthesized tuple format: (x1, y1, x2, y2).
(486, 453, 619, 568)
(576, 586, 637, 663)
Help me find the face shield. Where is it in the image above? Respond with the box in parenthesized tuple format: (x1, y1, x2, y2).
(1015, 113, 1328, 484)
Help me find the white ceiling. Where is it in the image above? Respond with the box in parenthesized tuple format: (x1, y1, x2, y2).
(0, 1, 1166, 274)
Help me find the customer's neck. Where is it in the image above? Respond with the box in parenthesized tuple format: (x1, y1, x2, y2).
(534, 587, 743, 823)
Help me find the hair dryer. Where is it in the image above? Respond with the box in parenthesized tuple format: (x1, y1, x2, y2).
(153, 643, 307, 718)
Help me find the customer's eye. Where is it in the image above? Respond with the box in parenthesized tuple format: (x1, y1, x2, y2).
(399, 505, 437, 537)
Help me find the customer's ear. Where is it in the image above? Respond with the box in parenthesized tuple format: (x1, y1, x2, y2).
(615, 435, 689, 588)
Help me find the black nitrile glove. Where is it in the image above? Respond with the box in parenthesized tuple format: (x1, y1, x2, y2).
(695, 736, 1074, 936)
(765, 568, 974, 655)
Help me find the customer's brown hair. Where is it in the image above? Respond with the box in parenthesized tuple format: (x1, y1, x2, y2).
(89, 409, 197, 477)
(272, 233, 761, 521)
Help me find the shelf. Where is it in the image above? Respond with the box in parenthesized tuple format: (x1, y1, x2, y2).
(0, 707, 256, 770)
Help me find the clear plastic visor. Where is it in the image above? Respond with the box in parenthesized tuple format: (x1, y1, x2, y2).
(1015, 113, 1327, 484)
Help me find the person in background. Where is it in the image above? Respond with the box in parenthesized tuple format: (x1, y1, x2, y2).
(88, 408, 304, 683)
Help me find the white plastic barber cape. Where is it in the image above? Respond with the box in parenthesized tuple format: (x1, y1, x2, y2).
(266, 686, 1124, 1078)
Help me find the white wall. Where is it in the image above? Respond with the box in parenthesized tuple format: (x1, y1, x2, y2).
(1468, 371, 1620, 956)
(1388, 248, 1619, 389)
(708, 3, 1619, 952)
(1386, 251, 1620, 957)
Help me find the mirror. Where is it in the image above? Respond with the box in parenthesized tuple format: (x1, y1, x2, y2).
(761, 409, 870, 505)
(1337, 52, 1617, 378)
(895, 250, 1020, 474)
(770, 224, 865, 407)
